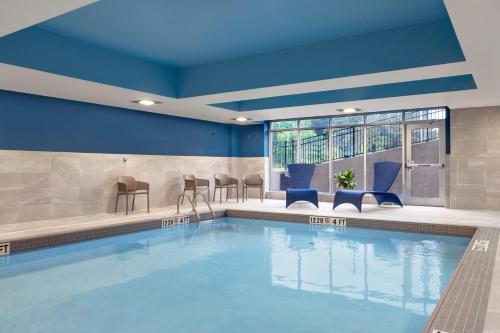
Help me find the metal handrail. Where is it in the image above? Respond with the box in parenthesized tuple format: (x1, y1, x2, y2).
(195, 192, 215, 220)
(176, 192, 215, 221)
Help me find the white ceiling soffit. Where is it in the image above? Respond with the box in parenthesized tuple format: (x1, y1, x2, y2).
(444, 0, 500, 96)
(0, 63, 237, 123)
(241, 89, 484, 121)
(0, 62, 491, 124)
(0, 0, 97, 37)
(182, 62, 471, 104)
(0, 59, 492, 123)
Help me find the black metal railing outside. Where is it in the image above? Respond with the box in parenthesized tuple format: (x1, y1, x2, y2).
(366, 125, 401, 154)
(300, 133, 329, 164)
(332, 127, 363, 160)
(272, 139, 296, 169)
(272, 126, 439, 168)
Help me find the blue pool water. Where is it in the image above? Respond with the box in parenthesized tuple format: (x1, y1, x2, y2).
(0, 218, 468, 333)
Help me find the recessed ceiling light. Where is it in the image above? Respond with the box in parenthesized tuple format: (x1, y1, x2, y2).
(131, 100, 162, 106)
(138, 100, 155, 106)
(337, 108, 360, 114)
(233, 117, 251, 122)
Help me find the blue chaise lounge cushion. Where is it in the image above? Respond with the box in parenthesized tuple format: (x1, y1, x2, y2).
(333, 161, 403, 212)
(285, 164, 319, 208)
(286, 188, 319, 208)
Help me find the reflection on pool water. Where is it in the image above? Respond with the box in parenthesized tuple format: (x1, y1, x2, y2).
(0, 218, 468, 333)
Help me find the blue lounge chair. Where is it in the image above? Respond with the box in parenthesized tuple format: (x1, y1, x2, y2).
(286, 164, 319, 208)
(333, 161, 403, 212)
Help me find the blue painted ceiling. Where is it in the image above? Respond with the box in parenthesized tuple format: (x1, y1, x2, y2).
(0, 0, 475, 117)
(37, 0, 448, 67)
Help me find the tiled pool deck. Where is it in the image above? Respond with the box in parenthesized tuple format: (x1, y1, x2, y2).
(1, 199, 500, 332)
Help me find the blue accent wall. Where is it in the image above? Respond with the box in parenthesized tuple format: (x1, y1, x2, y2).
(230, 123, 268, 157)
(0, 90, 268, 157)
(179, 19, 465, 97)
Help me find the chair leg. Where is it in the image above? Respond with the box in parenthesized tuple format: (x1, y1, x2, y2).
(147, 192, 150, 213)
(125, 194, 129, 215)
(220, 187, 223, 204)
(213, 187, 217, 202)
(236, 186, 239, 203)
(333, 191, 364, 212)
(181, 189, 185, 205)
(372, 193, 403, 207)
(115, 193, 119, 213)
(132, 194, 136, 211)
(260, 187, 263, 202)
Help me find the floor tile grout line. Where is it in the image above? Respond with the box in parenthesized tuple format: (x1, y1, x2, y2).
(472, 229, 498, 332)
(454, 228, 482, 332)
(427, 227, 497, 333)
(457, 228, 489, 333)
(446, 238, 478, 331)
(426, 227, 479, 332)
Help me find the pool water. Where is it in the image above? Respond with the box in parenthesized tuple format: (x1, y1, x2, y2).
(0, 218, 468, 333)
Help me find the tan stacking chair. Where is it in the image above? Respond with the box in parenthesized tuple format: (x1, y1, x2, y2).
(181, 174, 210, 205)
(214, 174, 239, 203)
(242, 174, 264, 202)
(115, 176, 150, 215)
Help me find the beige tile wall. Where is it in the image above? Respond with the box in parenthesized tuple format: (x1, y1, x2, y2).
(450, 105, 500, 210)
(0, 150, 266, 224)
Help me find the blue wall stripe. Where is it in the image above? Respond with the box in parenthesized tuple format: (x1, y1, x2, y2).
(212, 75, 477, 111)
(179, 19, 465, 98)
(0, 90, 266, 157)
(0, 28, 178, 98)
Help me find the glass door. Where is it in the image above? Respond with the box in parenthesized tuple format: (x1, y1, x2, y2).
(405, 122, 445, 206)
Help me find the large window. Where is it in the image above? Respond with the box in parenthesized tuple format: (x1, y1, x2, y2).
(269, 108, 446, 194)
(272, 130, 297, 170)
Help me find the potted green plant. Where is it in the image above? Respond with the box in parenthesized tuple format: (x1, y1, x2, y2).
(334, 169, 357, 190)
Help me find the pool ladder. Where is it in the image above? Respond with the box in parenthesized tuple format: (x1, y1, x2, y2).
(176, 192, 215, 221)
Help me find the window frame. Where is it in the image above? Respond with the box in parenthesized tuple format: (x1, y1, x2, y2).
(269, 107, 447, 194)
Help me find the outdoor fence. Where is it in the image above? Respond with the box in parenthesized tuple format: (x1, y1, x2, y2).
(272, 126, 439, 169)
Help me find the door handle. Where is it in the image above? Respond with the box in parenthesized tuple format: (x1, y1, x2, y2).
(406, 163, 445, 168)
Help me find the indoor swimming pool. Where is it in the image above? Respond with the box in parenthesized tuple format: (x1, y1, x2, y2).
(0, 217, 469, 333)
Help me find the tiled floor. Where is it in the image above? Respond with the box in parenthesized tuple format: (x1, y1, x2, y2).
(224, 200, 500, 227)
(485, 242, 500, 333)
(1, 199, 500, 332)
(2, 199, 500, 241)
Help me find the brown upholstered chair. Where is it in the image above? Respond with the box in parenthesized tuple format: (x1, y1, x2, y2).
(214, 174, 239, 203)
(242, 174, 264, 202)
(181, 174, 210, 205)
(115, 176, 150, 215)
